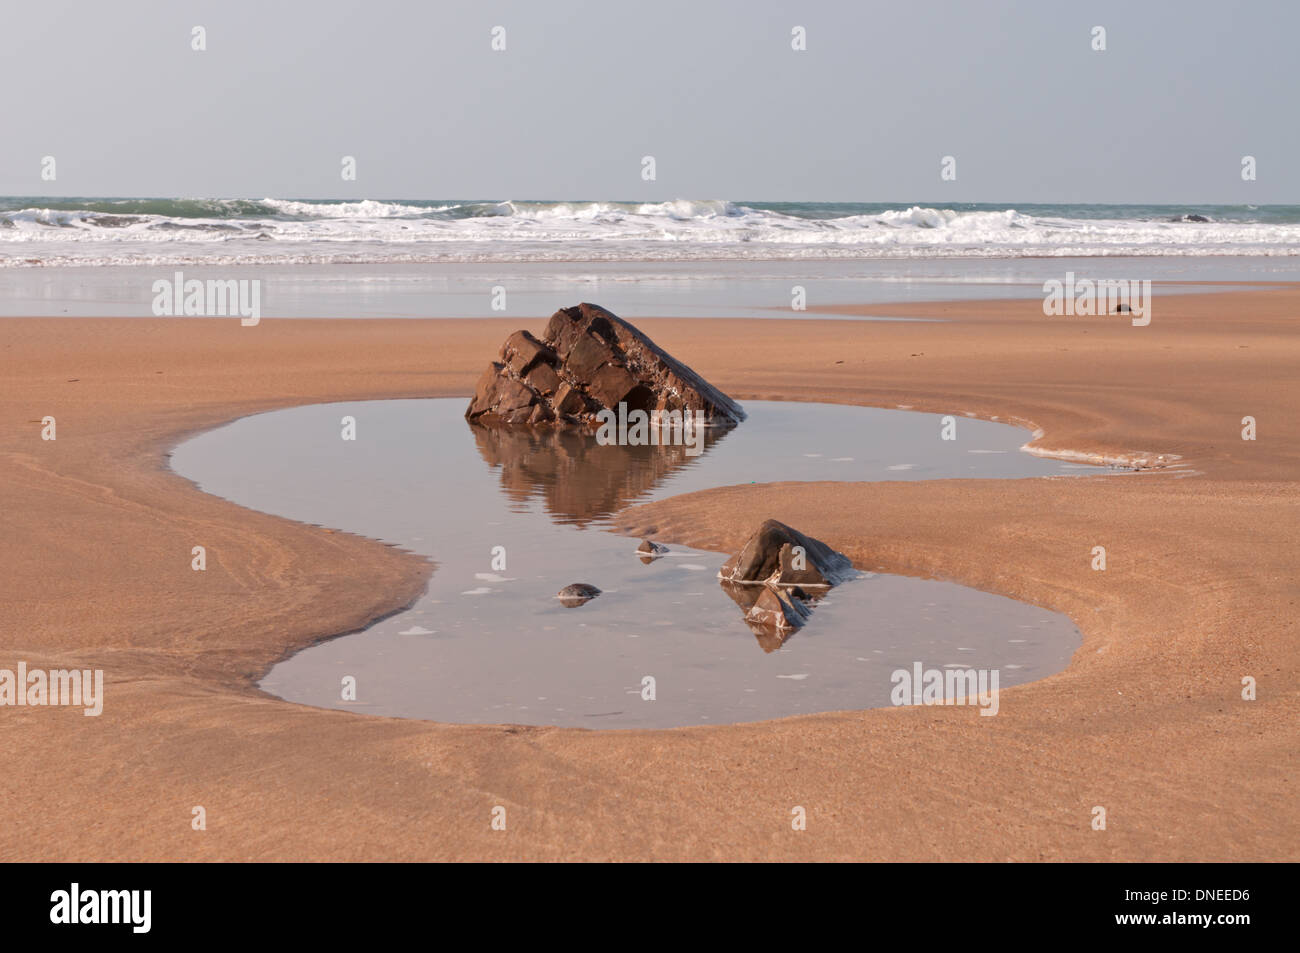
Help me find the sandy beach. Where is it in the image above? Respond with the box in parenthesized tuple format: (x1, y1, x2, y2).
(1, 287, 1296, 861)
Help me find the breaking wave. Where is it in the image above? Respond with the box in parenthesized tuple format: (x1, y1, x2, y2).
(3, 198, 1299, 266)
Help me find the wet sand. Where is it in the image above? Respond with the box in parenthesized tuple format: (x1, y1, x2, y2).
(1, 288, 1296, 861)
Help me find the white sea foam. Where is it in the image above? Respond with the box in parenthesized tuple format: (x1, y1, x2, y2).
(5, 200, 1300, 266)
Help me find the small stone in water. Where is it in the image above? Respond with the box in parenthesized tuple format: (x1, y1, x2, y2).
(636, 539, 668, 563)
(557, 583, 601, 607)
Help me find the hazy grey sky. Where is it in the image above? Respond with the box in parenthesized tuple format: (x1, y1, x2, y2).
(2, 0, 1295, 203)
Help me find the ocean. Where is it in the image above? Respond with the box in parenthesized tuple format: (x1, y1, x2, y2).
(4, 199, 1300, 267)
(5, 199, 1299, 317)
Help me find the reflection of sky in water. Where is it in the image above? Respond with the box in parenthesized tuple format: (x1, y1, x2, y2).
(171, 399, 1095, 728)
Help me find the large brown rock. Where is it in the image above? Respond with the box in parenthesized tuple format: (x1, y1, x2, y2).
(465, 303, 745, 429)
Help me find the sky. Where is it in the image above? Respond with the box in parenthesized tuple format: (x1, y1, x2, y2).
(2, 0, 1295, 203)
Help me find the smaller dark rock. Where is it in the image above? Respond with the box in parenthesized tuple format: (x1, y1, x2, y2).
(718, 520, 851, 649)
(636, 538, 669, 564)
(557, 583, 601, 607)
(718, 519, 851, 589)
(1116, 304, 1132, 313)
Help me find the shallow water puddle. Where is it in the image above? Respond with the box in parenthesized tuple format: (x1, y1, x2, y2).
(171, 399, 1097, 728)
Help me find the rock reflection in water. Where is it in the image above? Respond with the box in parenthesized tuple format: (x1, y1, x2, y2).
(467, 419, 734, 526)
(719, 580, 834, 652)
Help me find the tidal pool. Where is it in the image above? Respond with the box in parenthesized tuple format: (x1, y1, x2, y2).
(170, 399, 1101, 728)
